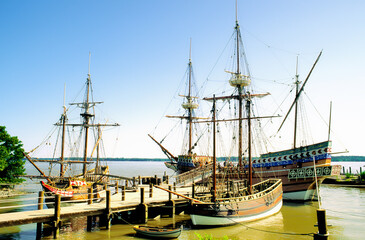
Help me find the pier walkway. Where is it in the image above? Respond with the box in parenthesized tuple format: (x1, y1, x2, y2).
(0, 184, 192, 228)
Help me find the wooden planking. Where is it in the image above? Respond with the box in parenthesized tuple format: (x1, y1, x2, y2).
(0, 184, 191, 228)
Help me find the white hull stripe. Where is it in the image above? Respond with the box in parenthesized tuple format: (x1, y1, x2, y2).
(191, 201, 282, 226)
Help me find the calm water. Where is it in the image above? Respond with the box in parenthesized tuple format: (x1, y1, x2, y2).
(0, 161, 364, 239)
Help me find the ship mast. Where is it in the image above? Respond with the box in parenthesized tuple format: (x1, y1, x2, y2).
(177, 39, 199, 156)
(212, 95, 217, 201)
(227, 1, 250, 169)
(60, 85, 67, 177)
(188, 39, 193, 156)
(236, 18, 243, 169)
(246, 93, 252, 194)
(293, 56, 300, 149)
(230, 0, 251, 189)
(81, 55, 93, 176)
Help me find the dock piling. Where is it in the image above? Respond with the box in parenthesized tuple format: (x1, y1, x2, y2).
(115, 181, 118, 194)
(140, 187, 145, 204)
(149, 183, 153, 198)
(314, 209, 329, 240)
(87, 187, 94, 232)
(137, 187, 148, 223)
(192, 183, 195, 198)
(36, 191, 44, 239)
(53, 194, 61, 239)
(168, 185, 172, 201)
(174, 182, 178, 198)
(101, 190, 112, 230)
(121, 186, 125, 201)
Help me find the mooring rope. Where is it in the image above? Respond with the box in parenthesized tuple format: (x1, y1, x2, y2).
(226, 216, 314, 237)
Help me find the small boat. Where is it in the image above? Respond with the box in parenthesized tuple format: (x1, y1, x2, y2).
(133, 225, 182, 239)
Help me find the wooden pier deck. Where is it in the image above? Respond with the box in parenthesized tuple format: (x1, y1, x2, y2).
(0, 184, 192, 228)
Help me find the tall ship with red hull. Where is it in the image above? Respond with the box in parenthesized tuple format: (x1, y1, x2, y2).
(25, 57, 119, 207)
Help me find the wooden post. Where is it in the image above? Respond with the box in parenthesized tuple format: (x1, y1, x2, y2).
(314, 209, 329, 240)
(88, 187, 93, 205)
(361, 167, 363, 182)
(105, 190, 111, 230)
(137, 187, 148, 223)
(87, 187, 94, 232)
(154, 175, 158, 185)
(168, 185, 172, 201)
(53, 194, 61, 239)
(36, 191, 44, 239)
(192, 183, 195, 199)
(136, 203, 148, 224)
(104, 183, 108, 191)
(167, 199, 175, 218)
(115, 181, 119, 194)
(133, 177, 136, 188)
(149, 183, 153, 198)
(125, 179, 129, 189)
(121, 186, 125, 201)
(166, 175, 169, 184)
(138, 175, 141, 184)
(140, 187, 145, 204)
(174, 182, 178, 199)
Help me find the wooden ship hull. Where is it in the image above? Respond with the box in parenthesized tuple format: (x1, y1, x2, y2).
(219, 141, 339, 201)
(252, 141, 335, 201)
(190, 179, 282, 226)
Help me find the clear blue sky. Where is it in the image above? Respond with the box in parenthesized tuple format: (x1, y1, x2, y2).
(1, 0, 364, 158)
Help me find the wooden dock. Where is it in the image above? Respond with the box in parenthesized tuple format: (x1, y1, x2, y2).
(0, 183, 192, 228)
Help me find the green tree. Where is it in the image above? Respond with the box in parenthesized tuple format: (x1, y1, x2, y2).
(0, 126, 25, 185)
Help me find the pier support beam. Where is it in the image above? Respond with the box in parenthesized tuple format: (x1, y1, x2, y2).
(136, 187, 148, 223)
(53, 194, 61, 239)
(87, 188, 94, 232)
(36, 191, 44, 240)
(167, 199, 175, 218)
(100, 190, 112, 230)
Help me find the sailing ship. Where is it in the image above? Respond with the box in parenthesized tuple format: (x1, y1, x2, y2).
(188, 4, 283, 225)
(24, 57, 119, 207)
(178, 3, 336, 202)
(190, 93, 283, 226)
(149, 41, 212, 173)
(247, 54, 338, 201)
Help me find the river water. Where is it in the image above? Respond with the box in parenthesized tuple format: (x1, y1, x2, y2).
(0, 161, 364, 240)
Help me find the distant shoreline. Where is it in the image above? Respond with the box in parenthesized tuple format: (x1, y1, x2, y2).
(24, 156, 365, 162)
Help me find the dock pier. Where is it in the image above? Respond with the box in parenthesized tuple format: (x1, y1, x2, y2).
(0, 177, 192, 238)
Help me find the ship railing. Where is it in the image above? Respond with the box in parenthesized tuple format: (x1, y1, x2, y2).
(215, 179, 282, 202)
